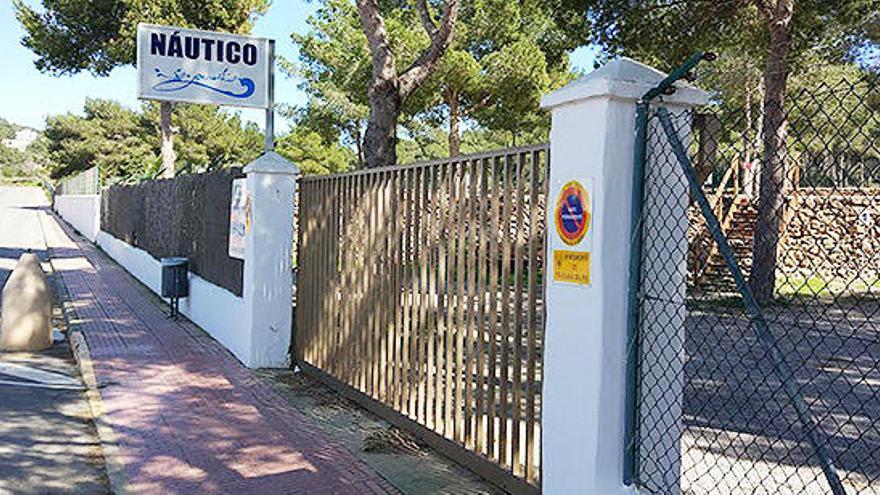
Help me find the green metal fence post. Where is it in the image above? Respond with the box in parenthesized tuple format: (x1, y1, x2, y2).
(623, 50, 711, 487)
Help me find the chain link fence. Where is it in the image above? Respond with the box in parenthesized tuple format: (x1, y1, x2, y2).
(633, 75, 879, 494)
(57, 166, 100, 195)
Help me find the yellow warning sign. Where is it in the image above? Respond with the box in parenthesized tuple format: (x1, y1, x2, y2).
(553, 250, 591, 285)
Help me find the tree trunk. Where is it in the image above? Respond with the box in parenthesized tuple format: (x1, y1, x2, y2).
(447, 90, 461, 157)
(354, 121, 365, 169)
(748, 20, 792, 305)
(160, 101, 176, 178)
(363, 78, 401, 169)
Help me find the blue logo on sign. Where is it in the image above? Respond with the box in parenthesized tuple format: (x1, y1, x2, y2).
(152, 67, 255, 99)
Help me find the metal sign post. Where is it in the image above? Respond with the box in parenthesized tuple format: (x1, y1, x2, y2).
(264, 39, 275, 152)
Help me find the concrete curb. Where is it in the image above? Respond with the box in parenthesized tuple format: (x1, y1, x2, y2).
(45, 212, 130, 495)
(67, 330, 130, 495)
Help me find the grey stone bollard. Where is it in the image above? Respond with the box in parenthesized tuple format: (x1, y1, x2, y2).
(0, 253, 53, 351)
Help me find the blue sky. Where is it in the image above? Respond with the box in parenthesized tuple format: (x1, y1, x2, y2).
(0, 1, 597, 132)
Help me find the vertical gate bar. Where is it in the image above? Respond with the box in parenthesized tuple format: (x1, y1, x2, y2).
(331, 177, 342, 375)
(324, 178, 333, 371)
(343, 176, 353, 386)
(487, 156, 501, 462)
(370, 171, 381, 399)
(336, 177, 345, 376)
(438, 162, 451, 436)
(388, 169, 398, 409)
(350, 177, 357, 385)
(418, 165, 430, 424)
(323, 179, 332, 373)
(361, 174, 370, 394)
(401, 168, 413, 415)
(322, 178, 331, 370)
(455, 160, 468, 443)
(427, 164, 438, 429)
(465, 159, 478, 449)
(307, 182, 316, 365)
(525, 150, 541, 483)
(320, 178, 329, 370)
(365, 173, 375, 397)
(476, 157, 489, 455)
(385, 170, 395, 406)
(447, 161, 459, 439)
(316, 179, 326, 369)
(341, 176, 351, 385)
(408, 167, 418, 418)
(512, 152, 526, 476)
(358, 174, 368, 392)
(379, 171, 389, 403)
(393, 169, 403, 412)
(499, 154, 513, 469)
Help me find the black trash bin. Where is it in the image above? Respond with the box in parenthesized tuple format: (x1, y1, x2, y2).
(160, 257, 188, 317)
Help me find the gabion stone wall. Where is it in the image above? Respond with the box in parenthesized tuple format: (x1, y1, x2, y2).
(780, 188, 880, 281)
(101, 168, 245, 296)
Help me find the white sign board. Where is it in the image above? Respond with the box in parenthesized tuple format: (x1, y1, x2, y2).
(137, 24, 271, 109)
(228, 178, 249, 260)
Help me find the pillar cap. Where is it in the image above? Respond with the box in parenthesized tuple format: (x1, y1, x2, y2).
(541, 57, 712, 110)
(244, 151, 300, 175)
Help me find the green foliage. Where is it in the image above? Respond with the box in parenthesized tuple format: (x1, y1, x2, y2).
(396, 126, 517, 164)
(0, 117, 20, 141)
(44, 99, 264, 182)
(44, 99, 156, 181)
(0, 145, 28, 178)
(291, 0, 579, 162)
(15, 0, 270, 76)
(563, 0, 876, 74)
(276, 127, 355, 176)
(142, 103, 263, 173)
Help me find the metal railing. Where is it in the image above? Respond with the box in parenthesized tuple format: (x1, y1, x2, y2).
(295, 144, 549, 493)
(57, 166, 100, 195)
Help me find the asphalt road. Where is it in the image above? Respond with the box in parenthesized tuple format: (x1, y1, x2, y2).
(0, 187, 109, 494)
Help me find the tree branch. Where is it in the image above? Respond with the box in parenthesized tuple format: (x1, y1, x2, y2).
(415, 0, 438, 37)
(356, 0, 397, 84)
(399, 0, 460, 98)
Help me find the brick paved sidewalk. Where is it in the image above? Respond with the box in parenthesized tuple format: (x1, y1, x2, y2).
(42, 212, 397, 494)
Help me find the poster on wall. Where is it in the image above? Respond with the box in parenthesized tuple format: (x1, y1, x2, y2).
(136, 24, 271, 109)
(228, 178, 249, 260)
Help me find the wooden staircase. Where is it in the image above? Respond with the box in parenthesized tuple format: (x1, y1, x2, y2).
(693, 195, 757, 294)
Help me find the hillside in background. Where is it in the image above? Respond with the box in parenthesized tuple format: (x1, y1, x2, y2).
(0, 116, 46, 179)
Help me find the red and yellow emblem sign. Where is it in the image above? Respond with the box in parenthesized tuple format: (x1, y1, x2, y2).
(554, 180, 590, 246)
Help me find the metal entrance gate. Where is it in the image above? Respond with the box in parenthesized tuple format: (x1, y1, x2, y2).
(295, 145, 549, 494)
(629, 56, 880, 494)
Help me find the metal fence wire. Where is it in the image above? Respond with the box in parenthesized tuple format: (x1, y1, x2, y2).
(57, 166, 100, 195)
(633, 77, 880, 494)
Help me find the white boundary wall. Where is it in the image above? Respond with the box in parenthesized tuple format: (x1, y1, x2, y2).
(54, 195, 101, 242)
(95, 231, 250, 363)
(51, 152, 299, 368)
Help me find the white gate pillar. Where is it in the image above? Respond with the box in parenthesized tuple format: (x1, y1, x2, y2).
(539, 58, 709, 494)
(242, 151, 299, 368)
